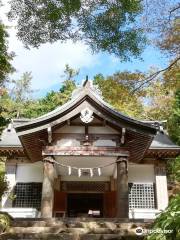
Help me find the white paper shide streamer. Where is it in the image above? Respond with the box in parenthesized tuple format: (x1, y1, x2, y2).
(68, 166, 72, 176)
(51, 158, 118, 178)
(78, 168, 82, 177)
(90, 168, 93, 177)
(98, 167, 101, 176)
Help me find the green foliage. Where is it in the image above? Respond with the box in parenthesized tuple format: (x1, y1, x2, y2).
(0, 72, 34, 130)
(10, 72, 33, 102)
(0, 161, 8, 202)
(147, 194, 180, 240)
(22, 65, 77, 118)
(0, 91, 17, 132)
(0, 213, 10, 233)
(168, 90, 180, 146)
(158, 18, 180, 57)
(93, 72, 144, 118)
(0, 22, 14, 86)
(142, 81, 174, 121)
(8, 0, 145, 61)
(163, 61, 180, 91)
(167, 156, 180, 183)
(0, 161, 12, 234)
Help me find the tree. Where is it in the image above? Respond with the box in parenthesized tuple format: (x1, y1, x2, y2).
(0, 72, 33, 131)
(158, 18, 180, 58)
(0, 159, 9, 233)
(145, 89, 180, 240)
(8, 0, 145, 61)
(10, 72, 33, 103)
(132, 1, 180, 91)
(0, 90, 17, 132)
(94, 72, 144, 118)
(9, 72, 34, 118)
(168, 90, 180, 146)
(0, 161, 8, 202)
(142, 81, 175, 121)
(24, 65, 78, 118)
(0, 21, 14, 87)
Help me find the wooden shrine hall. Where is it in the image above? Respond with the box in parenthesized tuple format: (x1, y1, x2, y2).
(0, 80, 180, 220)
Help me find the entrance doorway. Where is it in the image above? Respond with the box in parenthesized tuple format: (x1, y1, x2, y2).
(67, 193, 104, 217)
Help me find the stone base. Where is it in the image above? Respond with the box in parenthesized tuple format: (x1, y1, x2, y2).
(2, 233, 145, 240)
(2, 218, 153, 240)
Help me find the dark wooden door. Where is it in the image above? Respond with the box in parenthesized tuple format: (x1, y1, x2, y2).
(104, 191, 116, 217)
(53, 190, 67, 212)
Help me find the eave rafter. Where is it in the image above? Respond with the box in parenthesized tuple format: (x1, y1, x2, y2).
(146, 149, 180, 158)
(0, 147, 24, 157)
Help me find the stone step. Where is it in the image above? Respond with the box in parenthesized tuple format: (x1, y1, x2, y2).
(11, 219, 66, 227)
(8, 226, 67, 234)
(8, 226, 137, 234)
(5, 219, 150, 239)
(11, 219, 148, 229)
(10, 217, 144, 226)
(1, 233, 143, 240)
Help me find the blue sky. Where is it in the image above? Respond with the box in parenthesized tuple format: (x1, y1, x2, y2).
(1, 1, 168, 98)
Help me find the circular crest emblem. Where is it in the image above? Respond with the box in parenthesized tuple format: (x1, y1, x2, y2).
(80, 108, 94, 123)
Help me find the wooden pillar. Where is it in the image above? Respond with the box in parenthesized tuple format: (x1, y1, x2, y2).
(116, 158, 129, 218)
(41, 156, 55, 218)
(110, 176, 116, 191)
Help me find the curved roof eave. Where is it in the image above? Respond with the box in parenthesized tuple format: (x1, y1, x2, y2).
(15, 83, 157, 135)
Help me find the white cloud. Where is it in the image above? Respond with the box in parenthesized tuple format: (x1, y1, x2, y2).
(1, 1, 100, 89)
(9, 35, 100, 89)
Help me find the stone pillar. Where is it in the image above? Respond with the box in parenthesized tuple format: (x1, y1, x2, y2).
(41, 156, 55, 218)
(155, 166, 168, 210)
(116, 158, 129, 218)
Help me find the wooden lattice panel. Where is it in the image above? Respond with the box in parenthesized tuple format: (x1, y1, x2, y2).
(61, 181, 110, 192)
(129, 183, 155, 209)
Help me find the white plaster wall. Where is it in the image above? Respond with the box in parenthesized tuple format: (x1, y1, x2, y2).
(56, 139, 80, 147)
(155, 174, 168, 210)
(129, 209, 160, 219)
(16, 161, 43, 183)
(54, 125, 84, 133)
(128, 164, 155, 183)
(0, 208, 39, 218)
(93, 139, 116, 147)
(54, 125, 119, 134)
(89, 126, 118, 134)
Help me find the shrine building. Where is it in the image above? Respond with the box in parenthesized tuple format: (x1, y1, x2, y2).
(0, 80, 179, 220)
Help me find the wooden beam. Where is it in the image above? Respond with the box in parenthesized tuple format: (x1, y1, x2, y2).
(53, 133, 121, 142)
(42, 146, 129, 157)
(69, 122, 104, 126)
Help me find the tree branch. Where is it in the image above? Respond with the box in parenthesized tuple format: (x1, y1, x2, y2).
(168, 4, 180, 22)
(132, 57, 180, 93)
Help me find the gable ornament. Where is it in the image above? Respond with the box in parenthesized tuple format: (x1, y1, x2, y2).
(80, 108, 94, 123)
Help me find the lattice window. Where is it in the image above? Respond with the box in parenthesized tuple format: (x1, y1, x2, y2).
(13, 182, 42, 210)
(128, 183, 155, 209)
